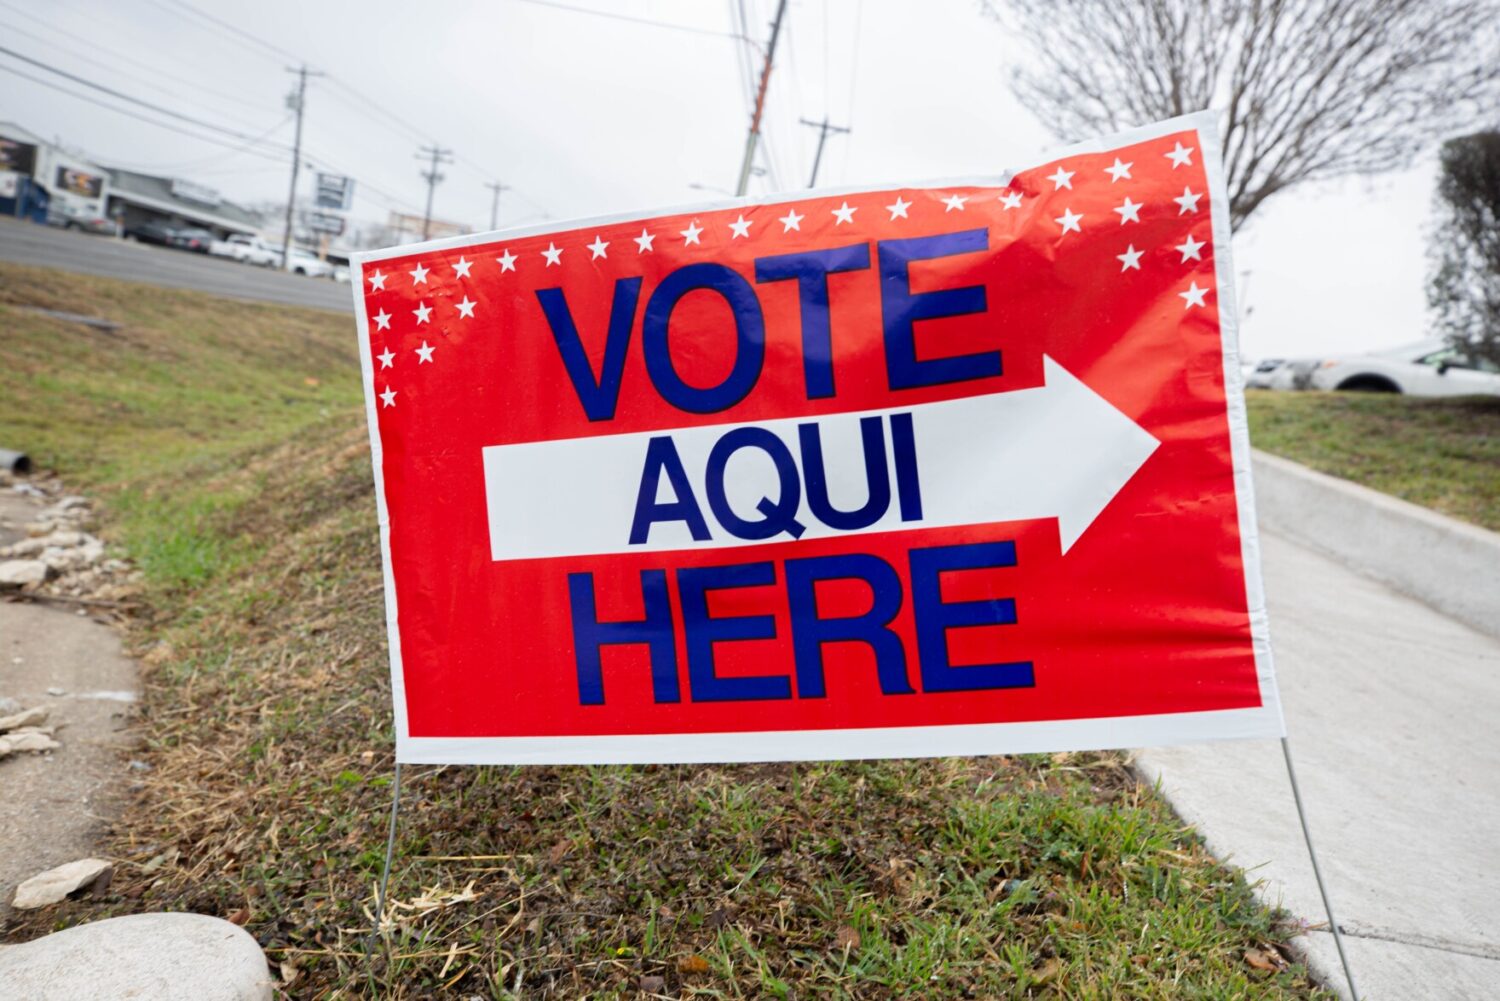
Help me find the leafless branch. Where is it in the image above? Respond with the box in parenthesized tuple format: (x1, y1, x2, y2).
(982, 0, 1500, 227)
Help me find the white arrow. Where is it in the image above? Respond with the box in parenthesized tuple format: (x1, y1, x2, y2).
(482, 355, 1159, 561)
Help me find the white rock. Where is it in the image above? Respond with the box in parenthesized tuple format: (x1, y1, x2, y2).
(43, 530, 84, 547)
(40, 547, 77, 571)
(5, 731, 60, 752)
(0, 912, 273, 999)
(0, 706, 48, 731)
(11, 859, 112, 909)
(0, 696, 21, 715)
(0, 559, 49, 587)
(0, 736, 11, 758)
(2, 538, 46, 557)
(57, 495, 89, 511)
(78, 540, 105, 564)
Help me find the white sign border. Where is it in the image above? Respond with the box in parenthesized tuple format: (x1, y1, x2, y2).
(350, 109, 1286, 765)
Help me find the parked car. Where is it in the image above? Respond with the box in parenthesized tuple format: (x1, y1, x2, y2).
(1244, 358, 1287, 389)
(123, 219, 180, 246)
(287, 249, 334, 278)
(211, 233, 279, 267)
(1308, 340, 1500, 397)
(168, 227, 215, 253)
(46, 202, 115, 235)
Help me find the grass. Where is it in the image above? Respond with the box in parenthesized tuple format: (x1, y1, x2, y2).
(1246, 389, 1500, 532)
(0, 262, 1331, 998)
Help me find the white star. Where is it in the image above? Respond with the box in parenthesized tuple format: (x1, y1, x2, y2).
(497, 249, 517, 272)
(831, 201, 857, 225)
(1180, 281, 1209, 309)
(1117, 244, 1143, 272)
(1165, 141, 1195, 168)
(368, 269, 387, 291)
(586, 235, 609, 260)
(943, 194, 969, 212)
(415, 340, 435, 364)
(779, 208, 803, 232)
(680, 221, 703, 245)
(541, 242, 562, 266)
(634, 229, 656, 253)
(413, 301, 432, 324)
(408, 262, 429, 285)
(728, 215, 752, 239)
(1174, 187, 1202, 215)
(999, 191, 1023, 210)
(377, 348, 394, 369)
(372, 308, 391, 331)
(1104, 158, 1133, 182)
(379, 387, 397, 408)
(1175, 234, 1207, 262)
(1113, 196, 1142, 224)
(1054, 208, 1083, 235)
(456, 296, 476, 319)
(1046, 167, 1074, 190)
(886, 196, 911, 219)
(452, 256, 472, 278)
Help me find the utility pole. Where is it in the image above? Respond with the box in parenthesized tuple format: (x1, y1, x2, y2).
(799, 117, 851, 188)
(734, 0, 789, 197)
(416, 144, 454, 241)
(281, 64, 322, 271)
(484, 180, 510, 231)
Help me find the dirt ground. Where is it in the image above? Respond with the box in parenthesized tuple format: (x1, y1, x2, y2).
(0, 488, 137, 922)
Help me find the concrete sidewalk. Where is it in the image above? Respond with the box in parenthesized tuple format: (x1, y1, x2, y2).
(1138, 532, 1500, 999)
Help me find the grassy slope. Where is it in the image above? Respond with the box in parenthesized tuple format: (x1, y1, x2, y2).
(1246, 389, 1500, 532)
(0, 263, 1326, 999)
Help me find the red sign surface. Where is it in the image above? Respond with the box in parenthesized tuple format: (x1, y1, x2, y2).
(353, 113, 1282, 764)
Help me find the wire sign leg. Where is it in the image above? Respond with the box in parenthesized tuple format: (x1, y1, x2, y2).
(365, 760, 404, 989)
(1280, 737, 1360, 1000)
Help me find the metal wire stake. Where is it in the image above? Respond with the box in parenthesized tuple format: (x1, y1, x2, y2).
(1281, 737, 1360, 1000)
(365, 760, 404, 990)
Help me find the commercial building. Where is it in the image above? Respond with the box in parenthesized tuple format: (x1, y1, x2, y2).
(0, 121, 262, 237)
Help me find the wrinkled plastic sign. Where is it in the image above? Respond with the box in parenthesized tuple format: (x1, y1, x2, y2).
(353, 112, 1283, 764)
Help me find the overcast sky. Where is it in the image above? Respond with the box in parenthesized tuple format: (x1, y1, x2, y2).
(1, 0, 1451, 360)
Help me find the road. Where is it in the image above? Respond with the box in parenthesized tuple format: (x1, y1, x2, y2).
(1139, 530, 1500, 1000)
(0, 217, 351, 313)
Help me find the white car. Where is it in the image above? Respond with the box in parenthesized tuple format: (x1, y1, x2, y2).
(287, 250, 334, 278)
(1307, 340, 1500, 397)
(210, 233, 279, 267)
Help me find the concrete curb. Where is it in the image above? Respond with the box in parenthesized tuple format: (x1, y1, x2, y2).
(1251, 450, 1500, 638)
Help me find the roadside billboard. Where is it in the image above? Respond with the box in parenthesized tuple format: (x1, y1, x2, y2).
(0, 135, 36, 175)
(315, 172, 354, 210)
(55, 166, 104, 199)
(352, 112, 1283, 765)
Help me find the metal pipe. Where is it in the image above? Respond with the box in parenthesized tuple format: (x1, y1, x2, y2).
(0, 449, 31, 475)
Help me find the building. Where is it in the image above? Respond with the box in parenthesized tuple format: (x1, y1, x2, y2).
(106, 169, 261, 238)
(0, 121, 109, 223)
(0, 120, 262, 237)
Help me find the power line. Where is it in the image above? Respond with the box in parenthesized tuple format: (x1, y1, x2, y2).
(0, 62, 291, 165)
(0, 45, 294, 151)
(0, 3, 277, 120)
(150, 0, 300, 65)
(510, 0, 746, 41)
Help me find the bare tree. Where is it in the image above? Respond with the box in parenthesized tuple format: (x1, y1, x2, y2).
(1428, 131, 1500, 367)
(982, 0, 1500, 227)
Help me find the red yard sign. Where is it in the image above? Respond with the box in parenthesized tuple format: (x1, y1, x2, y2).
(353, 113, 1283, 764)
